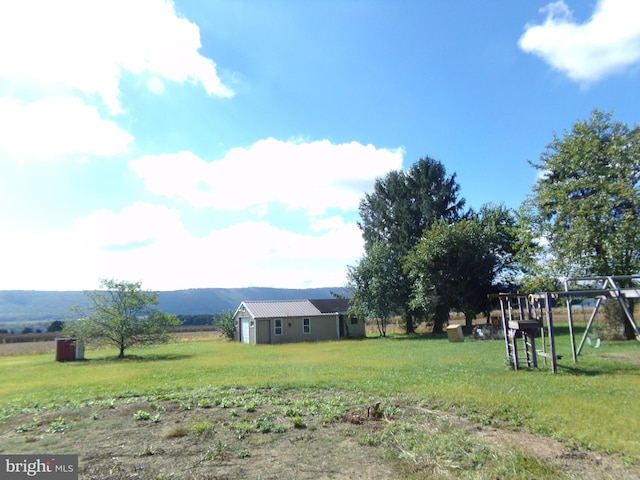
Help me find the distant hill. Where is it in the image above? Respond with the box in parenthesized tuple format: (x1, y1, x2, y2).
(0, 287, 349, 322)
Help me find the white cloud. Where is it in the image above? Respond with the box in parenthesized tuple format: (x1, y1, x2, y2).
(73, 202, 183, 251)
(0, 203, 364, 290)
(519, 0, 640, 83)
(147, 77, 166, 95)
(129, 138, 404, 215)
(0, 0, 233, 113)
(0, 224, 99, 291)
(0, 96, 133, 160)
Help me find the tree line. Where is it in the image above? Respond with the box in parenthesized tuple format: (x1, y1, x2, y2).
(347, 109, 640, 338)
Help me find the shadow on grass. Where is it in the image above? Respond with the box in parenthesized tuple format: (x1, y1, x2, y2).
(555, 358, 640, 376)
(555, 363, 608, 376)
(70, 353, 194, 364)
(366, 332, 448, 341)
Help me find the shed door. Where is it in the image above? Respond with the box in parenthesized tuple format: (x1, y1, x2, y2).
(240, 318, 251, 343)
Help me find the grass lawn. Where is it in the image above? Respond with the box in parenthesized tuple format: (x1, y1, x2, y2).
(0, 326, 640, 459)
(1, 325, 639, 463)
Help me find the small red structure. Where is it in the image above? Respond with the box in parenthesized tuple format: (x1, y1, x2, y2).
(55, 338, 84, 362)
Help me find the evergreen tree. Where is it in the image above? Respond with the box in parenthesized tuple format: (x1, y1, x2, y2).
(352, 157, 465, 333)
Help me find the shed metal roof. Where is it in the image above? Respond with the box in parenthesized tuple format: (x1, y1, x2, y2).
(239, 299, 348, 319)
(309, 298, 350, 313)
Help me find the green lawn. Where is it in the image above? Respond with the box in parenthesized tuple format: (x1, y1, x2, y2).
(1, 327, 639, 462)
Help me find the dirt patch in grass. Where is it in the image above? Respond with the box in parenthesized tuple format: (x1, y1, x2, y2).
(1, 388, 637, 480)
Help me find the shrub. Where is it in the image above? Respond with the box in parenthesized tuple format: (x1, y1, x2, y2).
(215, 311, 236, 340)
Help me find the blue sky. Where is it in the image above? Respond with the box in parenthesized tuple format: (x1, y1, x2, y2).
(1, 0, 639, 291)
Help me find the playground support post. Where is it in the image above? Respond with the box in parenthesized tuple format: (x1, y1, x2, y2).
(543, 292, 558, 374)
(565, 295, 578, 363)
(576, 297, 604, 356)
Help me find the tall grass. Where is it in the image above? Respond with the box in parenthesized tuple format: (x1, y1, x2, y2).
(1, 326, 639, 461)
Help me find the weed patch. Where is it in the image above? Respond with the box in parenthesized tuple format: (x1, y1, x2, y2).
(47, 416, 67, 433)
(133, 410, 151, 420)
(190, 420, 214, 436)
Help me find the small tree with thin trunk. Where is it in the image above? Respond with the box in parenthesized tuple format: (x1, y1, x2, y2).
(64, 279, 181, 358)
(215, 310, 236, 340)
(347, 241, 399, 336)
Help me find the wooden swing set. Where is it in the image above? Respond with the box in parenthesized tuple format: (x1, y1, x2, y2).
(489, 275, 640, 374)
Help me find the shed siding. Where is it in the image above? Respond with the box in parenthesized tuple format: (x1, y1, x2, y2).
(233, 299, 363, 344)
(308, 315, 339, 341)
(256, 318, 272, 344)
(343, 316, 366, 339)
(254, 315, 336, 343)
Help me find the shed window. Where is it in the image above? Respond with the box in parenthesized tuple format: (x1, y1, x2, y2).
(303, 318, 311, 334)
(350, 318, 358, 325)
(274, 318, 283, 336)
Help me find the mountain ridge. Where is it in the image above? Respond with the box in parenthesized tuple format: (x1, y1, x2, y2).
(0, 287, 349, 322)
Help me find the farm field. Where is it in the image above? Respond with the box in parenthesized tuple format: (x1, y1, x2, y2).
(1, 327, 639, 479)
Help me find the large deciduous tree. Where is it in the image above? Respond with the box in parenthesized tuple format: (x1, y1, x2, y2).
(352, 157, 465, 333)
(64, 279, 181, 358)
(519, 110, 640, 338)
(405, 205, 518, 333)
